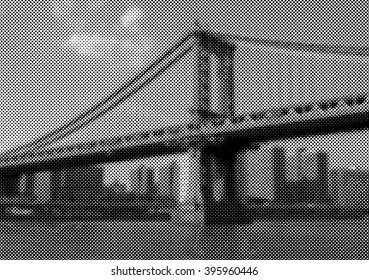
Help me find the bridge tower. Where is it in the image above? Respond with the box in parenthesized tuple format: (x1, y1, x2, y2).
(191, 31, 235, 122)
(189, 31, 249, 224)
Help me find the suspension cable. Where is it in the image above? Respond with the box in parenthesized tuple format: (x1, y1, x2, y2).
(5, 33, 194, 156)
(17, 41, 195, 152)
(209, 30, 369, 58)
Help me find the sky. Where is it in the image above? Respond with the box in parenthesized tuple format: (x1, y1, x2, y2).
(1, 1, 369, 189)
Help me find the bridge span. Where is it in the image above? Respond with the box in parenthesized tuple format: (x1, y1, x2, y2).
(1, 92, 368, 173)
(1, 30, 368, 224)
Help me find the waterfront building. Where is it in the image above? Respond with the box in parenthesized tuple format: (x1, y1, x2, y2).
(301, 150, 329, 204)
(156, 165, 172, 197)
(329, 168, 369, 209)
(301, 150, 320, 180)
(67, 166, 104, 201)
(315, 151, 330, 204)
(129, 165, 157, 199)
(34, 171, 51, 202)
(49, 166, 104, 202)
(142, 166, 156, 199)
(50, 170, 66, 201)
(285, 151, 301, 204)
(129, 165, 145, 195)
(110, 180, 128, 194)
(286, 151, 300, 182)
(23, 173, 36, 198)
(156, 161, 180, 205)
(246, 147, 286, 203)
(285, 149, 330, 205)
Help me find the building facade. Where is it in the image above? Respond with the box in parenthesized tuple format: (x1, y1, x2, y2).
(130, 165, 156, 199)
(329, 168, 369, 209)
(238, 147, 286, 204)
(156, 161, 180, 205)
(129, 165, 145, 195)
(50, 166, 104, 202)
(285, 149, 330, 205)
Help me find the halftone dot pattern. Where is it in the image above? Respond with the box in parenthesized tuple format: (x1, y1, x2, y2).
(1, 1, 369, 260)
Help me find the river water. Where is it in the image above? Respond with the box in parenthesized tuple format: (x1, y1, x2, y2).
(1, 218, 368, 259)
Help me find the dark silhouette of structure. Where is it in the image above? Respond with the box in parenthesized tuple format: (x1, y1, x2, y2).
(1, 29, 368, 223)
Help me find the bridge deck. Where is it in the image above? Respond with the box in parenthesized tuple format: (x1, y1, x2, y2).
(1, 96, 368, 173)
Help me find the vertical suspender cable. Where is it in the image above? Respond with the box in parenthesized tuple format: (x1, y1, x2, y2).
(34, 43, 195, 150)
(4, 33, 194, 156)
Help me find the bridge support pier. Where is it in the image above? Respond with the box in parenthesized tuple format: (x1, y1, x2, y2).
(186, 31, 252, 224)
(189, 144, 253, 225)
(0, 172, 21, 197)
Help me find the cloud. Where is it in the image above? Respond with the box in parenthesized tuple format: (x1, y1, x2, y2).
(57, 3, 149, 63)
(66, 34, 151, 64)
(67, 34, 118, 57)
(120, 7, 143, 28)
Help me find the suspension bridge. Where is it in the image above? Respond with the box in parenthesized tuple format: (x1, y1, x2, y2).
(0, 29, 368, 224)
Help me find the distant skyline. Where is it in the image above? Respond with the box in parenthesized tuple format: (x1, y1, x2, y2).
(1, 1, 369, 171)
